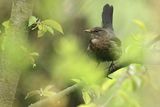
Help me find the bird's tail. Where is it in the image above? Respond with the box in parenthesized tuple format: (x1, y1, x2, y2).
(102, 4, 113, 29)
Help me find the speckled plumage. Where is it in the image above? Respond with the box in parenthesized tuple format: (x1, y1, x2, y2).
(85, 4, 122, 76)
(87, 27, 121, 62)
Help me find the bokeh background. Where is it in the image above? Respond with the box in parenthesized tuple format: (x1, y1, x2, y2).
(1, 0, 160, 107)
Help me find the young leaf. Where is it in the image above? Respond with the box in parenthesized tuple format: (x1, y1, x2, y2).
(101, 79, 116, 91)
(28, 16, 38, 27)
(82, 90, 91, 104)
(38, 30, 46, 38)
(37, 24, 48, 37)
(42, 19, 64, 34)
(71, 79, 81, 83)
(33, 63, 36, 68)
(133, 19, 146, 30)
(46, 25, 54, 34)
(2, 20, 10, 29)
(37, 24, 54, 37)
(131, 76, 142, 90)
(38, 24, 43, 30)
(78, 103, 97, 107)
(30, 52, 39, 57)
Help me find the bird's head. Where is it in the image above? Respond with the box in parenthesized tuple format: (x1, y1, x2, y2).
(84, 27, 106, 33)
(84, 27, 108, 39)
(84, 27, 108, 46)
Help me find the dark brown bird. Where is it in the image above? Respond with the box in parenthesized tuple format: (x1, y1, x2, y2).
(85, 4, 122, 77)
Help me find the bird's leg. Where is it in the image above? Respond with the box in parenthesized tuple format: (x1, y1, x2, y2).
(109, 61, 116, 73)
(107, 74, 112, 79)
(107, 61, 116, 79)
(104, 62, 112, 79)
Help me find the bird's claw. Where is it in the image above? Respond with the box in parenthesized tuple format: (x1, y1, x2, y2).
(106, 61, 116, 79)
(109, 61, 116, 73)
(107, 75, 112, 79)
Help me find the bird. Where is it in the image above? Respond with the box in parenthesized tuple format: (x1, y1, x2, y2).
(84, 4, 122, 78)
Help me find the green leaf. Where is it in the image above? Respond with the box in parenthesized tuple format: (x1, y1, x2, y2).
(82, 90, 91, 104)
(38, 24, 43, 30)
(118, 90, 130, 102)
(44, 85, 54, 91)
(46, 25, 54, 34)
(28, 16, 37, 27)
(101, 79, 116, 91)
(78, 103, 97, 107)
(38, 24, 54, 37)
(37, 24, 48, 37)
(131, 76, 142, 90)
(2, 20, 10, 29)
(38, 30, 46, 38)
(132, 34, 144, 42)
(123, 79, 133, 91)
(125, 45, 131, 54)
(33, 63, 36, 68)
(133, 19, 146, 30)
(119, 90, 141, 107)
(42, 19, 64, 34)
(71, 79, 81, 83)
(30, 52, 39, 57)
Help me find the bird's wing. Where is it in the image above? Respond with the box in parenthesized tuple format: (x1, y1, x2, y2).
(102, 4, 113, 29)
(110, 37, 121, 46)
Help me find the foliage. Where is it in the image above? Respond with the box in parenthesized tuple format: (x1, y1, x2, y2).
(0, 0, 159, 107)
(25, 85, 56, 99)
(28, 16, 64, 37)
(51, 36, 104, 85)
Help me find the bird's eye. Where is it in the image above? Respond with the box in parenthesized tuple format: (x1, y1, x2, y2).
(94, 30, 99, 32)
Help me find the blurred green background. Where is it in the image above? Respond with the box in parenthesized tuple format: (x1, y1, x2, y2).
(1, 0, 160, 107)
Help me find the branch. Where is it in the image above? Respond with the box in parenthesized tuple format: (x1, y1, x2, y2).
(108, 35, 160, 74)
(29, 84, 80, 107)
(147, 35, 160, 46)
(95, 68, 129, 107)
(108, 59, 142, 74)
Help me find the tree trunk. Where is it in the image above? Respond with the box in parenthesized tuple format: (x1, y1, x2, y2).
(0, 0, 34, 107)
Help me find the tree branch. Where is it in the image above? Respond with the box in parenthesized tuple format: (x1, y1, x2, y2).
(29, 84, 80, 107)
(108, 35, 160, 74)
(95, 68, 129, 107)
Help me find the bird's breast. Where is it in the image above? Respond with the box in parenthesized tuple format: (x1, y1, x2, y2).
(90, 37, 110, 51)
(89, 37, 121, 61)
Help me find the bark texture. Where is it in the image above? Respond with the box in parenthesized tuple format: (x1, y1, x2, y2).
(0, 0, 34, 107)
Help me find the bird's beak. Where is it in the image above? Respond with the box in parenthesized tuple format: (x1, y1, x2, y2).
(84, 29, 92, 33)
